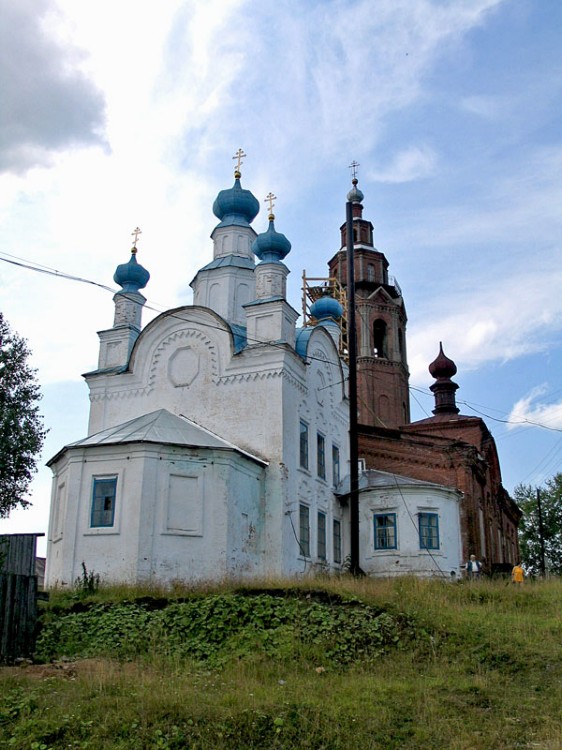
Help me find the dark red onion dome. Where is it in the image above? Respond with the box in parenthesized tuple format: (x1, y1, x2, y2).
(429, 342, 457, 380)
(429, 342, 459, 415)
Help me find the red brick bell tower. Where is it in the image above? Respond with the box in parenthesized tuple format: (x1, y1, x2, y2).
(328, 177, 410, 429)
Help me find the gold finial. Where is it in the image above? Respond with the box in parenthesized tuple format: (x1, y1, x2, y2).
(349, 160, 360, 184)
(232, 148, 246, 178)
(265, 192, 277, 220)
(131, 226, 142, 254)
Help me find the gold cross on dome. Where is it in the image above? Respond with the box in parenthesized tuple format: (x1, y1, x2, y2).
(265, 192, 277, 218)
(349, 160, 360, 180)
(232, 148, 246, 175)
(131, 226, 142, 250)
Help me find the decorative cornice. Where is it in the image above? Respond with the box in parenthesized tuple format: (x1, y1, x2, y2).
(364, 301, 405, 315)
(357, 357, 408, 373)
(218, 367, 307, 394)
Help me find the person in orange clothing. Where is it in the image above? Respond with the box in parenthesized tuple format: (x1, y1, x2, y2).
(511, 563, 525, 584)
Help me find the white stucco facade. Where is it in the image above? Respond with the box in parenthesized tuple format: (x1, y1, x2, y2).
(46, 173, 350, 587)
(352, 470, 463, 578)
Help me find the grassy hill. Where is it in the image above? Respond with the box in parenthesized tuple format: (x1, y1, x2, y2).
(1, 576, 562, 749)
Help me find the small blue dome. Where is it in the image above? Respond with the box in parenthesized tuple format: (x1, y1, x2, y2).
(310, 294, 343, 321)
(213, 178, 260, 227)
(252, 219, 291, 263)
(113, 251, 150, 293)
(347, 178, 364, 203)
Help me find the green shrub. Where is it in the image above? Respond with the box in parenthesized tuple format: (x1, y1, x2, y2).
(35, 592, 410, 667)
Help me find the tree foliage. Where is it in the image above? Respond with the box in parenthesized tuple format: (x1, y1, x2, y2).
(514, 474, 562, 575)
(0, 312, 47, 517)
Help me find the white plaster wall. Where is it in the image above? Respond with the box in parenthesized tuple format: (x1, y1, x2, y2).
(193, 267, 256, 327)
(86, 307, 294, 460)
(47, 446, 143, 585)
(359, 484, 462, 578)
(225, 461, 266, 577)
(281, 328, 349, 575)
(210, 224, 256, 261)
(77, 295, 349, 582)
(46, 443, 266, 586)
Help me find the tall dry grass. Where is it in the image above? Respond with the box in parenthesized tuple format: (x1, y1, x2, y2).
(2, 575, 561, 749)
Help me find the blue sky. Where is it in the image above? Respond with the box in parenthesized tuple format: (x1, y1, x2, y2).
(1, 0, 561, 554)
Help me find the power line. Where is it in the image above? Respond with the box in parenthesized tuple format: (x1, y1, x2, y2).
(3, 250, 561, 434)
(459, 401, 562, 433)
(0, 252, 117, 293)
(0, 251, 346, 372)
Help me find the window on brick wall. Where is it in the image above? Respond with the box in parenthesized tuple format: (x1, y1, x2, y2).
(373, 319, 387, 358)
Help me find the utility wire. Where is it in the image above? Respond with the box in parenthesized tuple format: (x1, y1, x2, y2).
(2, 250, 561, 434)
(0, 251, 347, 372)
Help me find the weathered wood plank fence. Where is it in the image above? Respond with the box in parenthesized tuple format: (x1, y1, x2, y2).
(0, 533, 43, 663)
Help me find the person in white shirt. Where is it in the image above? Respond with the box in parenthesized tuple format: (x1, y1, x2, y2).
(466, 554, 482, 579)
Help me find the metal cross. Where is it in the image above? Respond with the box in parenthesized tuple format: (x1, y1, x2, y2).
(265, 192, 277, 216)
(232, 148, 246, 173)
(349, 160, 360, 180)
(131, 227, 142, 248)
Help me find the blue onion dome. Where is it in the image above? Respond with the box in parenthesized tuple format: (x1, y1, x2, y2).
(347, 177, 364, 203)
(212, 176, 260, 227)
(252, 217, 291, 263)
(310, 292, 343, 321)
(113, 248, 150, 293)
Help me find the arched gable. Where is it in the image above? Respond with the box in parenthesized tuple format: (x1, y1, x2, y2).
(295, 325, 347, 406)
(128, 305, 235, 387)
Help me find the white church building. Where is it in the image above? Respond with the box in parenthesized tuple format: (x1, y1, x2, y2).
(45, 161, 463, 586)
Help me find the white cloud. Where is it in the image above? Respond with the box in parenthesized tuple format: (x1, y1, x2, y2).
(392, 144, 562, 253)
(460, 94, 510, 119)
(407, 265, 562, 384)
(0, 0, 106, 173)
(371, 145, 437, 183)
(507, 385, 562, 431)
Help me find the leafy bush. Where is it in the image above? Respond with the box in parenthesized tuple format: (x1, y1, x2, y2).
(35, 592, 409, 667)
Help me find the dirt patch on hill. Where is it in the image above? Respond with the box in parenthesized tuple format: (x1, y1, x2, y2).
(0, 657, 139, 681)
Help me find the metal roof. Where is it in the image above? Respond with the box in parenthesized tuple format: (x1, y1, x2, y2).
(48, 409, 267, 466)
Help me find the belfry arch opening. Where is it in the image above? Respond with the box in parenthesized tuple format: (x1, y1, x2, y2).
(373, 319, 387, 358)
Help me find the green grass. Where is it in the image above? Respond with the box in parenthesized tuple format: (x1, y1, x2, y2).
(1, 576, 562, 749)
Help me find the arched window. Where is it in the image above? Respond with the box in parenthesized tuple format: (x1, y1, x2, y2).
(372, 319, 387, 358)
(378, 395, 390, 422)
(367, 264, 375, 282)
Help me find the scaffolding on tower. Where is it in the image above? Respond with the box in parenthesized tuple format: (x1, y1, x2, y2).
(301, 271, 349, 362)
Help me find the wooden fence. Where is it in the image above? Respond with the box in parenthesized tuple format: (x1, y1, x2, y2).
(0, 533, 43, 663)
